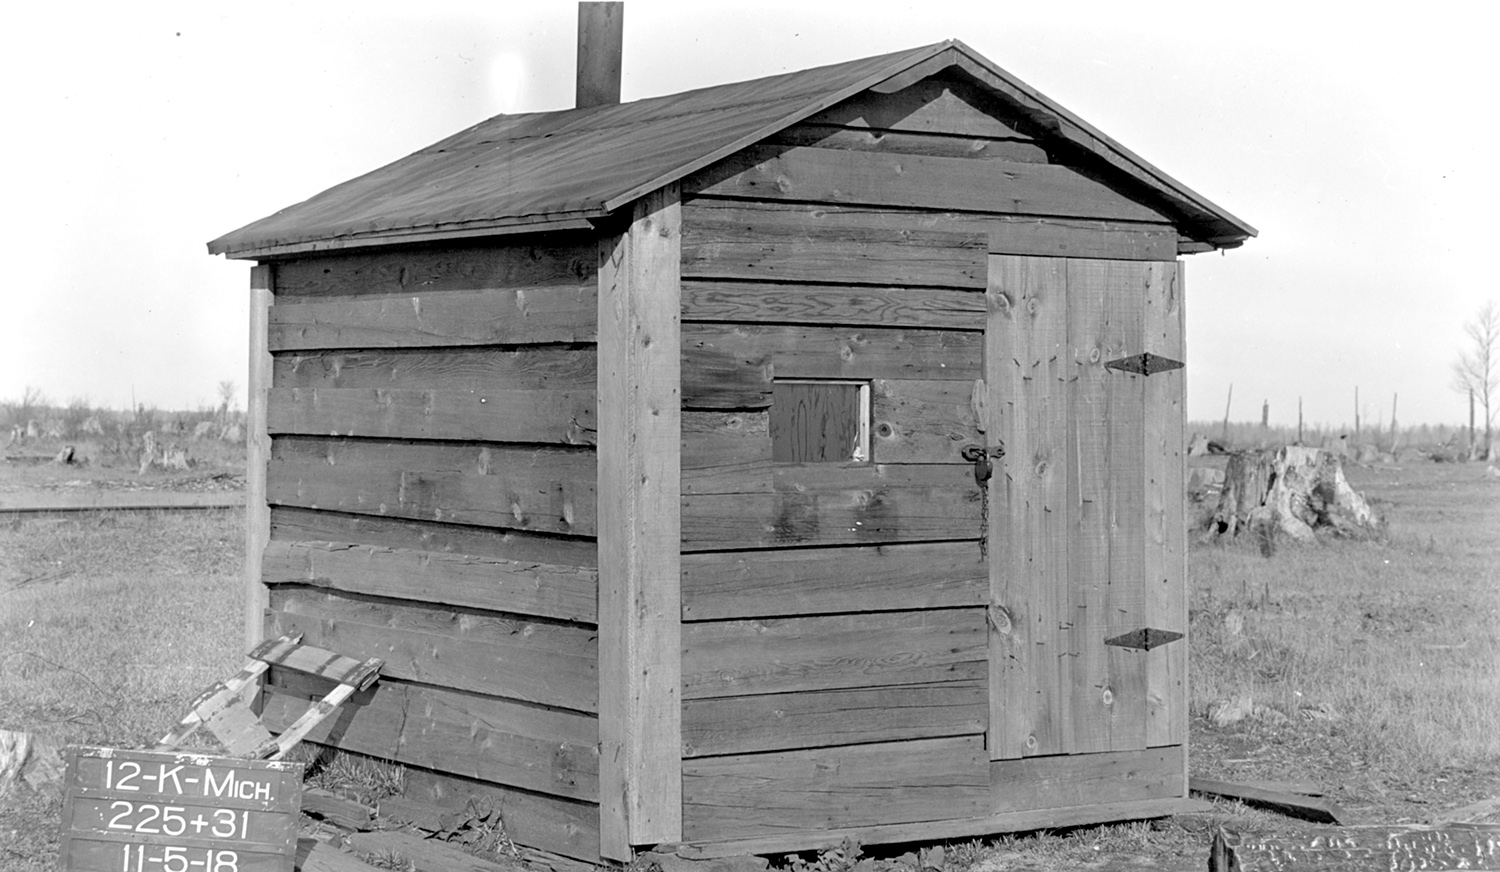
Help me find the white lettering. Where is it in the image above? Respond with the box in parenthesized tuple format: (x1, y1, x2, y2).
(157, 764, 186, 794)
(203, 769, 235, 798)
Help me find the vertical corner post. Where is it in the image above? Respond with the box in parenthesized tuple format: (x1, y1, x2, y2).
(245, 264, 274, 651)
(597, 183, 683, 859)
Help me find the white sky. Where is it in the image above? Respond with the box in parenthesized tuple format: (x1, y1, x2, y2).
(2, 1, 1494, 428)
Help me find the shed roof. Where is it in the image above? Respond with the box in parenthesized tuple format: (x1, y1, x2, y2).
(208, 40, 1255, 259)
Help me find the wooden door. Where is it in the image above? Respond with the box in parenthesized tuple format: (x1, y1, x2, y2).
(984, 255, 1186, 760)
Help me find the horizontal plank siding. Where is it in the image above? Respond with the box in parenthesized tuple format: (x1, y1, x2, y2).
(682, 200, 1177, 266)
(684, 324, 982, 382)
(682, 202, 986, 289)
(682, 681, 986, 757)
(681, 736, 989, 841)
(400, 766, 601, 864)
(682, 608, 986, 699)
(263, 540, 597, 623)
(267, 387, 596, 445)
(271, 242, 596, 299)
(769, 124, 1049, 163)
(267, 437, 594, 535)
(262, 673, 597, 802)
(681, 464, 981, 549)
(990, 747, 1185, 813)
(681, 344, 773, 410)
(269, 288, 597, 349)
(681, 411, 772, 473)
(871, 378, 983, 464)
(681, 541, 985, 620)
(988, 218, 1178, 261)
(690, 145, 1166, 223)
(682, 280, 985, 331)
(268, 506, 596, 568)
(274, 347, 596, 392)
(266, 588, 597, 712)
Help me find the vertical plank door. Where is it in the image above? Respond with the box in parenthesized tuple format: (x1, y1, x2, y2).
(987, 255, 1186, 760)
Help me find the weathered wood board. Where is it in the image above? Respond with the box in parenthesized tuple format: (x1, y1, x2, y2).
(682, 608, 986, 699)
(769, 123, 1049, 164)
(267, 588, 597, 713)
(267, 437, 594, 535)
(988, 255, 1068, 760)
(682, 200, 986, 289)
(682, 280, 985, 331)
(263, 539, 598, 623)
(1068, 258, 1149, 755)
(261, 674, 598, 803)
(267, 387, 596, 445)
(990, 746, 1184, 813)
(274, 347, 596, 392)
(269, 288, 597, 349)
(870, 378, 982, 464)
(681, 471, 981, 549)
(680, 540, 985, 620)
(271, 242, 596, 299)
(399, 765, 601, 864)
(682, 681, 986, 757)
(682, 736, 989, 841)
(1142, 262, 1187, 747)
(268, 506, 596, 568)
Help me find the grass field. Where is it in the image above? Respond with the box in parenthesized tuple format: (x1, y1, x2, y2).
(1, 458, 1496, 870)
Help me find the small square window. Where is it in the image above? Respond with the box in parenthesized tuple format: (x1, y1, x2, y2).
(769, 380, 870, 463)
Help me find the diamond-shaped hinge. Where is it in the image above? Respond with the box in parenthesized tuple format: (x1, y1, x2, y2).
(1104, 627, 1184, 651)
(1104, 352, 1184, 377)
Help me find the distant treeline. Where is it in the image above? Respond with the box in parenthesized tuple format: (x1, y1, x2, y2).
(1187, 420, 1477, 454)
(2, 392, 244, 448)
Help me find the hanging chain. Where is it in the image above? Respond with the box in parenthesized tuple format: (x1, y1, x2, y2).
(961, 443, 1004, 559)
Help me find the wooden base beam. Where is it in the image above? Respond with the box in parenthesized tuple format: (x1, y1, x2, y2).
(676, 796, 1213, 859)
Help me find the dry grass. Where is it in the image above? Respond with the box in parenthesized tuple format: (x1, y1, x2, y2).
(1186, 460, 1500, 824)
(0, 509, 245, 871)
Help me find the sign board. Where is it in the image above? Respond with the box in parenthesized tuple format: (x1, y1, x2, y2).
(59, 746, 305, 872)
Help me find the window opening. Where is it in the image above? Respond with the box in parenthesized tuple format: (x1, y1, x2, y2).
(769, 379, 870, 463)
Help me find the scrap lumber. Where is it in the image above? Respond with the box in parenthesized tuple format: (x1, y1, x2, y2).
(1190, 777, 1349, 824)
(1210, 824, 1500, 871)
(346, 830, 524, 872)
(296, 837, 385, 872)
(1433, 796, 1500, 824)
(1238, 780, 1324, 797)
(301, 786, 375, 831)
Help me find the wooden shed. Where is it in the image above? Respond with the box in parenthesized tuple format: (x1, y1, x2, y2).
(209, 26, 1254, 868)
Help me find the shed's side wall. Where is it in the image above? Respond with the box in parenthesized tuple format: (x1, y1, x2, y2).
(251, 240, 603, 864)
(676, 73, 1184, 844)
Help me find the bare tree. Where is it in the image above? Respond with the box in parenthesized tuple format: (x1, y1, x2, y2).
(1452, 300, 1498, 459)
(217, 379, 237, 424)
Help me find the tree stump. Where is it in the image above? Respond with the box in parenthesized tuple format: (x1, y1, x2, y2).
(1206, 446, 1381, 546)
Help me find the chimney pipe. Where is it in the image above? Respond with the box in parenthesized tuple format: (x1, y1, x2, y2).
(576, 2, 623, 109)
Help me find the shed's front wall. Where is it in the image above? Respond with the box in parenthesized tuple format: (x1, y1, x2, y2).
(248, 239, 606, 865)
(674, 70, 1188, 846)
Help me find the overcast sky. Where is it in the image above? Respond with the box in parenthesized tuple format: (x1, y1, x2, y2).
(3, 1, 1494, 428)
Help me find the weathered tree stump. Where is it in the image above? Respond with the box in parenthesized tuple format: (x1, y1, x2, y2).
(1205, 446, 1381, 546)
